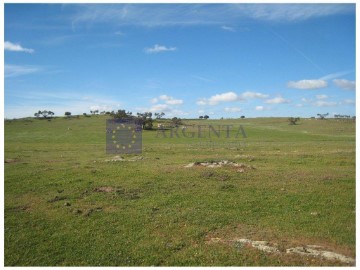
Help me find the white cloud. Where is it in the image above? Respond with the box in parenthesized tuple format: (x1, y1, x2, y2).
(241, 91, 269, 99)
(316, 94, 328, 100)
(255, 106, 264, 111)
(208, 91, 238, 105)
(5, 64, 40, 77)
(314, 100, 337, 107)
(224, 107, 241, 112)
(221, 25, 235, 32)
(166, 99, 183, 105)
(333, 79, 355, 90)
(265, 96, 290, 104)
(150, 98, 158, 104)
(5, 41, 34, 53)
(145, 44, 177, 54)
(89, 105, 114, 111)
(287, 79, 328, 89)
(198, 110, 205, 114)
(149, 104, 171, 112)
(301, 97, 312, 103)
(196, 99, 207, 106)
(342, 99, 355, 105)
(157, 94, 183, 105)
(159, 95, 171, 101)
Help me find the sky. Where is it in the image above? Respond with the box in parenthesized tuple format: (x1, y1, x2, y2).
(4, 3, 356, 119)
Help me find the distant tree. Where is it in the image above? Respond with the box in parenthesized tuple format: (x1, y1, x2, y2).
(171, 117, 182, 127)
(90, 110, 99, 115)
(65, 112, 71, 117)
(288, 117, 300, 125)
(112, 109, 132, 119)
(136, 112, 153, 130)
(199, 116, 204, 119)
(203, 115, 209, 119)
(317, 113, 329, 120)
(34, 110, 54, 119)
(105, 111, 111, 115)
(155, 112, 165, 119)
(240, 115, 245, 119)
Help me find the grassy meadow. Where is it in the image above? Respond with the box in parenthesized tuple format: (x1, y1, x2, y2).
(4, 116, 355, 266)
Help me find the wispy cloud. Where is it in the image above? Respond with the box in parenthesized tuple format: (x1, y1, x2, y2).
(5, 41, 34, 53)
(221, 25, 235, 32)
(144, 44, 177, 54)
(255, 106, 264, 111)
(265, 96, 290, 104)
(319, 70, 353, 80)
(316, 94, 328, 100)
(192, 75, 213, 83)
(313, 100, 337, 107)
(234, 4, 353, 22)
(158, 95, 183, 105)
(287, 79, 328, 89)
(5, 64, 40, 77)
(341, 99, 355, 105)
(241, 91, 269, 99)
(333, 79, 355, 90)
(70, 4, 354, 29)
(224, 107, 241, 112)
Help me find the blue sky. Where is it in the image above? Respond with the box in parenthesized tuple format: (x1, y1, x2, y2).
(4, 4, 356, 119)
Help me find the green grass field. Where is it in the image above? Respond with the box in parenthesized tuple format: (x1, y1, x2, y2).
(4, 116, 355, 266)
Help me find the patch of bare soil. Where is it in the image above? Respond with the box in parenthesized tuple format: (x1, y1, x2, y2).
(5, 159, 17, 163)
(104, 156, 144, 162)
(47, 196, 67, 203)
(185, 160, 255, 173)
(93, 186, 141, 200)
(205, 224, 355, 266)
(94, 186, 116, 193)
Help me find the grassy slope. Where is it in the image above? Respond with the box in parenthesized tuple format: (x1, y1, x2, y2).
(4, 116, 355, 266)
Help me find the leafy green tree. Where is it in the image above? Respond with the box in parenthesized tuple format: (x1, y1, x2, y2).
(171, 117, 182, 127)
(317, 113, 329, 120)
(65, 112, 71, 117)
(288, 117, 300, 125)
(34, 110, 54, 119)
(112, 109, 133, 119)
(155, 112, 165, 119)
(203, 115, 209, 119)
(136, 112, 153, 130)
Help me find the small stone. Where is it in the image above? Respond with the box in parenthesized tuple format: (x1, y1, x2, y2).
(64, 202, 71, 206)
(184, 162, 195, 168)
